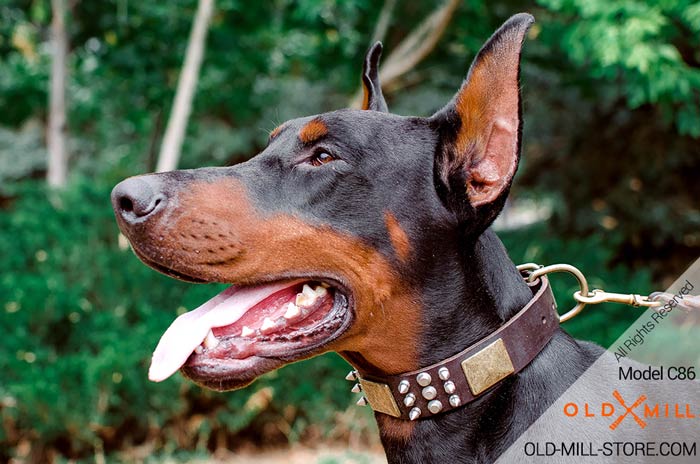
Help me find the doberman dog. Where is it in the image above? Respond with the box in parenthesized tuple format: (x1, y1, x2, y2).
(112, 13, 610, 463)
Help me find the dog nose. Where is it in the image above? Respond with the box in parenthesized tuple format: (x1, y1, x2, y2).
(111, 176, 166, 223)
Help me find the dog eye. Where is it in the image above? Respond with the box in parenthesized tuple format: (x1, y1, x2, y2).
(309, 151, 335, 167)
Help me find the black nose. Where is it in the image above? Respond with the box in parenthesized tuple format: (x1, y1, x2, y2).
(111, 176, 166, 223)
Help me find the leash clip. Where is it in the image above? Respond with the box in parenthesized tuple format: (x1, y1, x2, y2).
(573, 289, 660, 308)
(518, 262, 669, 323)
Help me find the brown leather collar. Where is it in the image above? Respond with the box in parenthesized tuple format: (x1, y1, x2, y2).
(347, 275, 559, 420)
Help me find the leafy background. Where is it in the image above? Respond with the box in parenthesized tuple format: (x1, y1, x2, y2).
(0, 0, 698, 462)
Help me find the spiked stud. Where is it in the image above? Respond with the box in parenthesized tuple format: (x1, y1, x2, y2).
(443, 380, 456, 394)
(409, 407, 421, 421)
(398, 380, 410, 394)
(351, 383, 362, 393)
(403, 393, 416, 407)
(356, 396, 368, 406)
(438, 367, 450, 380)
(449, 395, 461, 408)
(416, 372, 431, 387)
(345, 370, 358, 381)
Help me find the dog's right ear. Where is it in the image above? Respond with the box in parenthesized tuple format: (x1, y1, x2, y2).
(361, 42, 388, 112)
(430, 13, 533, 234)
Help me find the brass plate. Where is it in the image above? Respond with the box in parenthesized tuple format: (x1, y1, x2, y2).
(461, 338, 515, 396)
(358, 378, 401, 417)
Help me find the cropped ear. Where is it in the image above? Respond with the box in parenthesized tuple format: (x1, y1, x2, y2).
(361, 42, 388, 112)
(431, 13, 533, 229)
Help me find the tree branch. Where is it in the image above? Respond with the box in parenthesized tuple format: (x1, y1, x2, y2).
(47, 0, 69, 188)
(157, 0, 215, 173)
(350, 0, 459, 109)
(371, 0, 396, 43)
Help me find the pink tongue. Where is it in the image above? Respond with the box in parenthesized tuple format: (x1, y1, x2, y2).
(148, 280, 299, 382)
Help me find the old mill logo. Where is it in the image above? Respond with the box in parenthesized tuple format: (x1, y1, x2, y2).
(563, 390, 697, 430)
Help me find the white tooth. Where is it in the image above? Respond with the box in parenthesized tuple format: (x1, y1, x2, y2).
(260, 317, 276, 334)
(320, 282, 330, 289)
(295, 294, 307, 306)
(297, 284, 319, 307)
(284, 303, 301, 319)
(302, 284, 316, 298)
(240, 326, 254, 337)
(203, 330, 219, 349)
(194, 345, 203, 354)
(295, 293, 316, 308)
(313, 285, 328, 297)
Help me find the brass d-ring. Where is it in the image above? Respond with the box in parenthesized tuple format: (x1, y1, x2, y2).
(526, 264, 590, 323)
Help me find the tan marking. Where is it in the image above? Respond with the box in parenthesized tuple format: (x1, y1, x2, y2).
(298, 118, 328, 144)
(361, 83, 370, 110)
(453, 53, 496, 159)
(384, 212, 411, 263)
(376, 415, 416, 443)
(130, 179, 421, 376)
(448, 27, 524, 203)
(269, 123, 285, 140)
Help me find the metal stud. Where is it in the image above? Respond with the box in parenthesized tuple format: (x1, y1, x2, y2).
(345, 370, 358, 381)
(449, 395, 461, 408)
(416, 372, 432, 387)
(443, 380, 456, 394)
(403, 393, 416, 407)
(427, 400, 443, 414)
(409, 407, 421, 421)
(351, 383, 362, 393)
(398, 380, 410, 394)
(438, 367, 450, 381)
(356, 396, 368, 406)
(422, 386, 437, 400)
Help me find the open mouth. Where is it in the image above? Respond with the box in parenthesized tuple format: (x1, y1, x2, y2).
(149, 278, 352, 390)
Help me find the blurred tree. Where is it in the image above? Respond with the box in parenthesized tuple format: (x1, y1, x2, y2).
(157, 0, 215, 173)
(349, 0, 459, 108)
(47, 0, 68, 188)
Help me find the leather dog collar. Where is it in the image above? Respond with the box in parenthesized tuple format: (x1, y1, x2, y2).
(347, 275, 559, 420)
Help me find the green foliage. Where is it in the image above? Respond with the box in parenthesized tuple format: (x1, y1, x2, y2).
(0, 122, 46, 183)
(0, 11, 49, 127)
(537, 0, 700, 136)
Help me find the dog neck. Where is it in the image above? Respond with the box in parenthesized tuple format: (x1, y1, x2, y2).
(372, 228, 565, 462)
(419, 228, 535, 366)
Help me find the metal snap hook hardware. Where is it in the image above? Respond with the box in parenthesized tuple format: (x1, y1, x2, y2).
(518, 262, 695, 323)
(574, 289, 661, 308)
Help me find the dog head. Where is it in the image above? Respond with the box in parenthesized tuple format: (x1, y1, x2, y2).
(112, 14, 533, 391)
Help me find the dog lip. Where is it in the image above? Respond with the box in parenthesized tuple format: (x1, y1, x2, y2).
(181, 356, 286, 391)
(128, 242, 209, 283)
